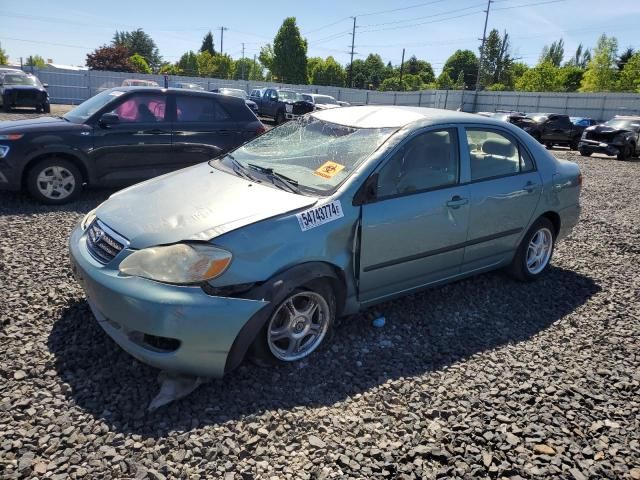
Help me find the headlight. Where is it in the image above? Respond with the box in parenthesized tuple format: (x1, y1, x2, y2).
(0, 145, 9, 159)
(119, 244, 232, 284)
(81, 209, 97, 230)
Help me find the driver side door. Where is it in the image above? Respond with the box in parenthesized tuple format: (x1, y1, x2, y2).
(358, 127, 470, 304)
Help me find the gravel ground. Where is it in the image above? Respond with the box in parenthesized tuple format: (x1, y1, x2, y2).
(1, 108, 639, 479)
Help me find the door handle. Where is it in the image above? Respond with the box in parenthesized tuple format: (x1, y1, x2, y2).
(524, 181, 539, 193)
(446, 196, 468, 209)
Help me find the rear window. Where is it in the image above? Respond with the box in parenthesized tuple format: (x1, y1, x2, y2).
(176, 95, 230, 122)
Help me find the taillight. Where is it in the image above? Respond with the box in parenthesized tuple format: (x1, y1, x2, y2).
(256, 124, 266, 136)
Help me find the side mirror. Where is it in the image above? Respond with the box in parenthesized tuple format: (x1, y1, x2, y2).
(43, 83, 49, 89)
(353, 173, 379, 206)
(98, 112, 120, 127)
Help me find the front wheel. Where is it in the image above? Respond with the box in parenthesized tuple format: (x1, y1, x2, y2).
(252, 283, 335, 365)
(43, 102, 51, 113)
(570, 137, 580, 150)
(26, 158, 82, 204)
(617, 144, 632, 161)
(507, 218, 556, 282)
(579, 150, 592, 157)
(276, 111, 286, 125)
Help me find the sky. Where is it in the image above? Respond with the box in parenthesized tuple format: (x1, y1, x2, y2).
(1, 0, 639, 75)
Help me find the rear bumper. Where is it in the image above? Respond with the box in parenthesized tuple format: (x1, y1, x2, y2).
(68, 225, 269, 377)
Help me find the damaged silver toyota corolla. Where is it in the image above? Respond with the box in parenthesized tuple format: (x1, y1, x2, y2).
(69, 106, 582, 377)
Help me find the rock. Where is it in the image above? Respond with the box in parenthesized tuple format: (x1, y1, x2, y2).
(308, 436, 326, 449)
(482, 452, 492, 467)
(34, 462, 47, 474)
(630, 468, 640, 480)
(14, 370, 27, 380)
(533, 444, 556, 455)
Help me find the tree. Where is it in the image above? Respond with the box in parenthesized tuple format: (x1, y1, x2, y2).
(558, 66, 584, 92)
(580, 34, 618, 92)
(271, 17, 308, 84)
(177, 51, 199, 76)
(86, 45, 134, 72)
(25, 55, 46, 68)
(159, 62, 182, 75)
(309, 56, 345, 86)
(478, 29, 513, 87)
(349, 59, 367, 89)
(0, 42, 7, 65)
(129, 54, 151, 74)
(442, 49, 479, 88)
(211, 54, 234, 79)
(515, 62, 562, 92)
(507, 62, 529, 89)
(200, 31, 216, 56)
(405, 55, 435, 84)
(618, 52, 640, 92)
(363, 53, 387, 89)
(258, 44, 274, 73)
(617, 47, 635, 71)
(234, 57, 255, 80)
(539, 38, 564, 67)
(436, 71, 454, 89)
(113, 29, 161, 70)
(566, 44, 591, 68)
(307, 57, 323, 83)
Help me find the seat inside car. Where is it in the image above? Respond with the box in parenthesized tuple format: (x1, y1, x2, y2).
(470, 137, 519, 180)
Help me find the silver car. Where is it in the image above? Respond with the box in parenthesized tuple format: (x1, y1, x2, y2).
(69, 106, 582, 377)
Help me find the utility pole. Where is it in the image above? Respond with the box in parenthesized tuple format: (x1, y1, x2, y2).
(348, 16, 356, 88)
(399, 48, 406, 87)
(475, 0, 492, 93)
(241, 43, 246, 80)
(219, 26, 228, 55)
(253, 54, 257, 81)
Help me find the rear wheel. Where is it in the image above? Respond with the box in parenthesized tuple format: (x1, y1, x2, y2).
(43, 102, 51, 113)
(251, 282, 335, 365)
(276, 111, 286, 125)
(3, 103, 11, 113)
(570, 137, 580, 150)
(26, 157, 82, 204)
(545, 142, 553, 149)
(579, 150, 592, 157)
(507, 217, 556, 282)
(617, 144, 632, 161)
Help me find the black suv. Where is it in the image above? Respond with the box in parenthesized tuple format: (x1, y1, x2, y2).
(0, 71, 50, 113)
(0, 87, 265, 203)
(522, 113, 585, 150)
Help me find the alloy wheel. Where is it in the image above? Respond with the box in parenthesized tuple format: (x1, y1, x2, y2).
(526, 227, 553, 275)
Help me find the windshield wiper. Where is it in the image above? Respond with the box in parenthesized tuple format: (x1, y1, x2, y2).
(58, 116, 70, 122)
(247, 163, 300, 193)
(225, 154, 256, 181)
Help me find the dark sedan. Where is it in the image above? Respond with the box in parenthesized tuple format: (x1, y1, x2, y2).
(210, 87, 259, 116)
(0, 87, 265, 203)
(0, 72, 50, 113)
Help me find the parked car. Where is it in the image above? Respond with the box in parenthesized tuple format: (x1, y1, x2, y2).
(121, 79, 159, 87)
(210, 87, 259, 116)
(68, 106, 582, 377)
(523, 113, 585, 150)
(251, 88, 315, 123)
(0, 87, 265, 203)
(0, 71, 50, 113)
(170, 82, 205, 90)
(300, 94, 341, 110)
(336, 100, 351, 107)
(579, 115, 640, 160)
(570, 117, 597, 128)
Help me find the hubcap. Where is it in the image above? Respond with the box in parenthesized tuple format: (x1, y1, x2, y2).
(36, 166, 76, 200)
(267, 291, 330, 362)
(526, 227, 553, 274)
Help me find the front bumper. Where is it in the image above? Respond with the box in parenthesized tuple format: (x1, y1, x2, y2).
(68, 225, 269, 377)
(285, 113, 301, 120)
(578, 139, 620, 157)
(3, 90, 47, 108)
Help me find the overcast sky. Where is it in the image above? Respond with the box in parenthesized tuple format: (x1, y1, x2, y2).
(1, 0, 639, 73)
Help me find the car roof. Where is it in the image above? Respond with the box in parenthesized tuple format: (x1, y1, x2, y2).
(311, 105, 501, 129)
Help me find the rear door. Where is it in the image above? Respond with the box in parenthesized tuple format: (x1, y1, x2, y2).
(171, 93, 242, 166)
(90, 91, 172, 186)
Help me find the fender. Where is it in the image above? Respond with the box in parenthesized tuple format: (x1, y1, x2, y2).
(22, 145, 94, 184)
(223, 262, 344, 374)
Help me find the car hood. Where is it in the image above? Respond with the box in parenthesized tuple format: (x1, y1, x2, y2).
(96, 162, 318, 249)
(0, 116, 72, 133)
(584, 125, 634, 142)
(315, 104, 341, 110)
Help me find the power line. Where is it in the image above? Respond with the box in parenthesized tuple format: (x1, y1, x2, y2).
(359, 2, 487, 29)
(357, 0, 448, 18)
(358, 10, 485, 34)
(302, 17, 351, 35)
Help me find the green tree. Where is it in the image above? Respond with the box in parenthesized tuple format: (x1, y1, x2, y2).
(617, 47, 635, 71)
(436, 71, 454, 89)
(379, 76, 404, 91)
(617, 51, 640, 92)
(580, 34, 619, 92)
(177, 51, 199, 76)
(479, 29, 513, 87)
(307, 57, 323, 83)
(558, 66, 584, 92)
(200, 31, 216, 56)
(442, 49, 478, 89)
(539, 38, 565, 67)
(234, 57, 254, 80)
(196, 51, 216, 76)
(363, 53, 387, 89)
(212, 54, 234, 79)
(309, 56, 345, 86)
(247, 59, 264, 81)
(271, 17, 308, 84)
(258, 44, 274, 73)
(515, 62, 562, 92)
(159, 62, 182, 75)
(113, 29, 161, 70)
(129, 54, 151, 74)
(405, 55, 435, 84)
(566, 44, 591, 68)
(508, 62, 529, 88)
(86, 45, 135, 72)
(349, 59, 367, 89)
(25, 55, 46, 68)
(487, 83, 508, 91)
(0, 42, 7, 65)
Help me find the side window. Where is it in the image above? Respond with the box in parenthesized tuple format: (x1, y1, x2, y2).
(466, 129, 533, 181)
(111, 94, 166, 123)
(176, 95, 230, 122)
(377, 129, 459, 199)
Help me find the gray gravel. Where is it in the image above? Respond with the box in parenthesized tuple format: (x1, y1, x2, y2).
(1, 109, 639, 479)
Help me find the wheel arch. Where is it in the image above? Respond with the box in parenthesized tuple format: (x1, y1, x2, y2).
(539, 210, 561, 237)
(22, 150, 90, 188)
(223, 261, 348, 374)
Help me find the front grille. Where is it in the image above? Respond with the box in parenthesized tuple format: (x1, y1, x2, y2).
(85, 219, 128, 264)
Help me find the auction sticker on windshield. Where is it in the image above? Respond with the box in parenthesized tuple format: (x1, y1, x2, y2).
(314, 161, 345, 179)
(296, 200, 344, 232)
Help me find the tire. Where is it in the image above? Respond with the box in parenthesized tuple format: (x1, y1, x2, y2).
(507, 217, 556, 282)
(276, 111, 286, 125)
(570, 137, 580, 150)
(3, 103, 11, 113)
(26, 157, 82, 205)
(43, 102, 51, 113)
(617, 144, 632, 161)
(251, 281, 336, 365)
(545, 143, 553, 150)
(579, 150, 592, 157)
